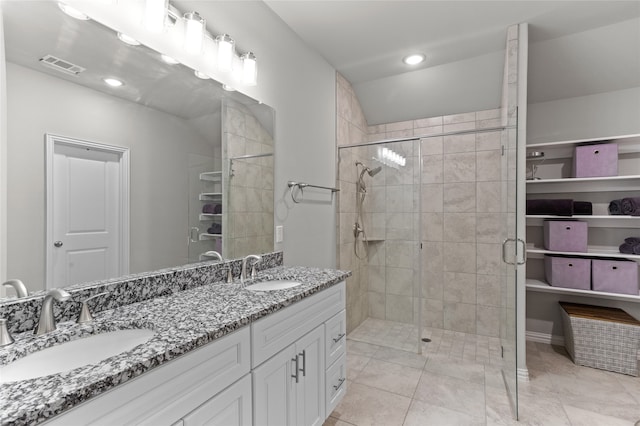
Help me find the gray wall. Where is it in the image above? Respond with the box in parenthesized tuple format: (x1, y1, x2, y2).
(6, 62, 218, 290)
(178, 1, 337, 269)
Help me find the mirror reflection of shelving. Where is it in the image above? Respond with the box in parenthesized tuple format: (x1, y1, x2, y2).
(199, 171, 223, 242)
(525, 134, 640, 302)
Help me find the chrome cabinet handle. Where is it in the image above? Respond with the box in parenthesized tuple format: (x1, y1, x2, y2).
(291, 355, 300, 383)
(333, 333, 346, 343)
(333, 377, 346, 390)
(299, 350, 306, 377)
(54, 241, 63, 248)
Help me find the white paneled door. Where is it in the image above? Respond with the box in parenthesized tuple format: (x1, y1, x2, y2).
(46, 134, 129, 288)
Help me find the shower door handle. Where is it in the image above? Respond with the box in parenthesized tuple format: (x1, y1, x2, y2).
(502, 239, 515, 265)
(517, 238, 527, 265)
(502, 238, 527, 265)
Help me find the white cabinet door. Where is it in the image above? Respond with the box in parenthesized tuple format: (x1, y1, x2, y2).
(182, 374, 252, 426)
(295, 325, 325, 426)
(253, 344, 297, 426)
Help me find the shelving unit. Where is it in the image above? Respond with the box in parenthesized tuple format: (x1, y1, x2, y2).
(198, 171, 223, 256)
(525, 133, 640, 303)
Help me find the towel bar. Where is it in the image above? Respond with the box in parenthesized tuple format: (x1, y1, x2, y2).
(287, 181, 339, 203)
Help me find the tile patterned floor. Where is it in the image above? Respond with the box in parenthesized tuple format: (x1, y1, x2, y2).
(325, 318, 640, 426)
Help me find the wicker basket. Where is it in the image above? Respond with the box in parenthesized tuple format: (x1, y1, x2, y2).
(560, 302, 640, 376)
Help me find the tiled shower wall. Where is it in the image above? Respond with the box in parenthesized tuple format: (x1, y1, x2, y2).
(336, 73, 370, 333)
(223, 100, 275, 259)
(336, 79, 509, 337)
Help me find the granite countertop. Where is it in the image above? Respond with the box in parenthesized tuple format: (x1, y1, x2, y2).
(0, 266, 350, 425)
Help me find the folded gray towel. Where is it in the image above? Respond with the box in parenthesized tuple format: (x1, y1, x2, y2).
(625, 237, 640, 244)
(609, 199, 623, 215)
(621, 197, 640, 216)
(619, 243, 636, 254)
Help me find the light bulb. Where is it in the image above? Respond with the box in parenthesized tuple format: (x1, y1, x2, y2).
(184, 12, 205, 54)
(216, 34, 235, 72)
(103, 78, 124, 87)
(144, 0, 167, 32)
(241, 52, 257, 86)
(161, 54, 179, 65)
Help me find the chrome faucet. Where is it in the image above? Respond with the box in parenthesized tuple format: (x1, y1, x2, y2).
(35, 288, 71, 336)
(2, 279, 28, 298)
(204, 251, 223, 261)
(241, 254, 262, 286)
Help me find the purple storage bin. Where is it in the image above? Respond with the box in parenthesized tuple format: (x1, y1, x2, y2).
(592, 259, 639, 295)
(544, 220, 588, 253)
(544, 255, 591, 290)
(573, 143, 618, 178)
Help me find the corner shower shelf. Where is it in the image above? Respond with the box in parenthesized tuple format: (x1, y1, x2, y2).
(363, 237, 384, 242)
(526, 279, 640, 302)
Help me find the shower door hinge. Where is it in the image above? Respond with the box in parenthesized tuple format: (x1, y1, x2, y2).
(501, 145, 505, 156)
(501, 345, 504, 358)
(420, 243, 423, 249)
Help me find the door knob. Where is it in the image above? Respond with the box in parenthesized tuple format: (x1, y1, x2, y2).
(54, 241, 63, 247)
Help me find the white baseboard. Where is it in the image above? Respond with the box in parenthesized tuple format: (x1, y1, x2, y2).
(525, 330, 565, 346)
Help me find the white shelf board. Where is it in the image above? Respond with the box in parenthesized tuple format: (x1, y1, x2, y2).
(526, 279, 640, 302)
(200, 171, 222, 182)
(526, 134, 640, 149)
(199, 213, 222, 221)
(199, 193, 223, 200)
(526, 175, 640, 193)
(199, 233, 222, 240)
(526, 215, 640, 228)
(527, 246, 640, 261)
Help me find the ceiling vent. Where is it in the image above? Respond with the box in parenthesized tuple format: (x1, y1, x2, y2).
(39, 55, 86, 75)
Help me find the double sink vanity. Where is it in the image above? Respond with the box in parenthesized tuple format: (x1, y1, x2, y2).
(0, 252, 350, 425)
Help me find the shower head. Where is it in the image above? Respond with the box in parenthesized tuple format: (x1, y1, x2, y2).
(356, 161, 382, 178)
(368, 166, 382, 177)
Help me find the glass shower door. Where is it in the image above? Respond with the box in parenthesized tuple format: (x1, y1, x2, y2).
(501, 127, 519, 419)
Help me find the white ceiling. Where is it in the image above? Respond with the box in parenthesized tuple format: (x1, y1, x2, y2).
(265, 1, 640, 124)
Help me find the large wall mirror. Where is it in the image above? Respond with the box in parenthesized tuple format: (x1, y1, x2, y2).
(1, 1, 275, 294)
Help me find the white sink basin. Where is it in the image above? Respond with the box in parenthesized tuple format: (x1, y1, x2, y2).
(0, 328, 155, 383)
(246, 280, 302, 291)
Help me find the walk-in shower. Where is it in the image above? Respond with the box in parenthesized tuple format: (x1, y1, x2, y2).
(353, 161, 382, 258)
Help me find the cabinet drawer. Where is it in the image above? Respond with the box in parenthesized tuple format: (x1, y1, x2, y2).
(182, 374, 252, 426)
(47, 327, 251, 426)
(252, 282, 345, 367)
(325, 353, 346, 417)
(325, 309, 346, 367)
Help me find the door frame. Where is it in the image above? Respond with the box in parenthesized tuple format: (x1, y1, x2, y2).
(45, 133, 130, 289)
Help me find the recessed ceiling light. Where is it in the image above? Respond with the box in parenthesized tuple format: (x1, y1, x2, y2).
(403, 53, 425, 65)
(161, 54, 179, 65)
(103, 78, 124, 87)
(194, 70, 210, 79)
(222, 84, 235, 92)
(117, 32, 140, 46)
(58, 2, 90, 20)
